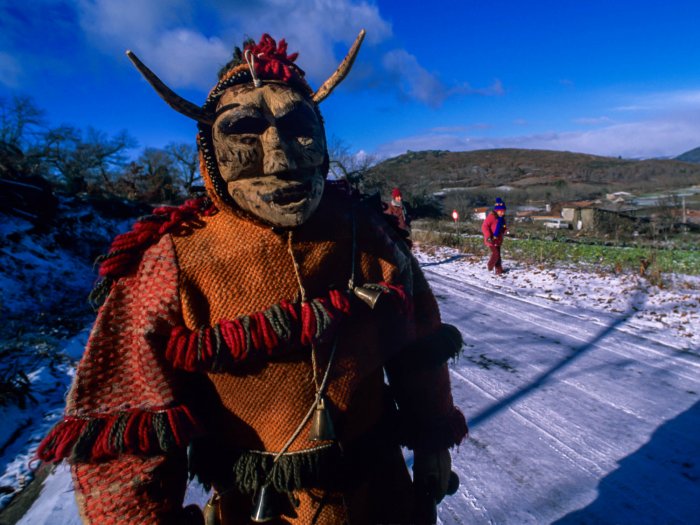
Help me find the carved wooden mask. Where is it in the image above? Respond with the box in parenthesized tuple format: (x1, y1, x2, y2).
(212, 83, 327, 227)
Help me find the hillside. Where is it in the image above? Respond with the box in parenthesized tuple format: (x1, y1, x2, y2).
(366, 148, 700, 199)
(676, 146, 700, 163)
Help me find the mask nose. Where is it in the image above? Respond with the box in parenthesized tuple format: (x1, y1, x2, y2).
(262, 126, 297, 175)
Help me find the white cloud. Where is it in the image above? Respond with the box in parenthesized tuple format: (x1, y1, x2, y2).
(76, 0, 228, 90)
(573, 116, 614, 126)
(431, 124, 492, 132)
(612, 89, 700, 114)
(613, 105, 651, 112)
(74, 0, 498, 108)
(382, 49, 446, 107)
(375, 115, 700, 160)
(77, 0, 192, 46)
(374, 87, 700, 159)
(74, 0, 392, 90)
(147, 30, 229, 88)
(381, 50, 504, 107)
(214, 0, 393, 83)
(449, 78, 504, 97)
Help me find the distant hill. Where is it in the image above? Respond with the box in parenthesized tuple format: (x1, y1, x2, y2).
(365, 148, 700, 200)
(675, 146, 700, 163)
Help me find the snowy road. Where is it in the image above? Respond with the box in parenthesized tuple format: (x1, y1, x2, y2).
(16, 255, 700, 524)
(426, 264, 700, 525)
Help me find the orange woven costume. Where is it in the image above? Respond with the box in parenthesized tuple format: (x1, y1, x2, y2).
(37, 33, 467, 524)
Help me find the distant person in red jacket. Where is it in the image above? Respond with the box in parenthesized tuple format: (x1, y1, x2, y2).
(482, 198, 508, 275)
(384, 187, 411, 234)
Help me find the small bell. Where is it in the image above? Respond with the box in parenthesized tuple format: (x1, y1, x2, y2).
(251, 484, 296, 523)
(204, 494, 220, 525)
(353, 285, 382, 309)
(309, 396, 336, 441)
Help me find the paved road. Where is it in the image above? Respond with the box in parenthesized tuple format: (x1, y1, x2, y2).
(426, 269, 700, 525)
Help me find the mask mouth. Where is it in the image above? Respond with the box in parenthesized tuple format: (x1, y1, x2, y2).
(261, 168, 320, 207)
(272, 186, 310, 206)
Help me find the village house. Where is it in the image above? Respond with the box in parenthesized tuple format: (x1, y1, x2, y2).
(472, 206, 490, 221)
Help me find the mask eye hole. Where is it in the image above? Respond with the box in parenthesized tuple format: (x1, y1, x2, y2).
(240, 136, 258, 145)
(217, 114, 269, 136)
(276, 104, 318, 142)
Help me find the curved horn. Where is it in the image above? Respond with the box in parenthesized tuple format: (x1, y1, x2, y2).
(313, 29, 366, 104)
(126, 50, 214, 126)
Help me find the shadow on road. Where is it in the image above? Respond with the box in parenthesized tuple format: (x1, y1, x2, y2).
(420, 254, 469, 267)
(553, 399, 700, 524)
(467, 290, 648, 429)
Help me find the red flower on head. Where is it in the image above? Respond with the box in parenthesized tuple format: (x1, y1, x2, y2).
(244, 34, 305, 84)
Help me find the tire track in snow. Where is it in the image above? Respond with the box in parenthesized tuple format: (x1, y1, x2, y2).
(450, 369, 608, 477)
(427, 269, 700, 380)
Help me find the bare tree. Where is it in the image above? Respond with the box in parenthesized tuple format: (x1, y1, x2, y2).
(0, 96, 49, 178)
(166, 142, 201, 194)
(0, 95, 46, 149)
(139, 147, 174, 178)
(42, 126, 136, 193)
(327, 135, 378, 193)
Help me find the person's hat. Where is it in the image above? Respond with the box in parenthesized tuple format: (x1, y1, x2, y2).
(494, 197, 506, 211)
(392, 188, 402, 199)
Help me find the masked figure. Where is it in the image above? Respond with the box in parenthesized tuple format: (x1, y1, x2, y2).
(38, 31, 467, 524)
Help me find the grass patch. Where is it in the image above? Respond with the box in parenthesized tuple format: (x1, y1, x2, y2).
(413, 223, 700, 276)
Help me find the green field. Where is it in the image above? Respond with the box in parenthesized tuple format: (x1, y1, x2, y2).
(413, 223, 700, 278)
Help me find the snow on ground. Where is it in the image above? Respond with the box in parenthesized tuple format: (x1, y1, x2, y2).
(5, 245, 700, 524)
(0, 203, 130, 517)
(0, 330, 86, 511)
(415, 246, 700, 353)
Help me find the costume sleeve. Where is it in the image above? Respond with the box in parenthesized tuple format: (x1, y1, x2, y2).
(385, 255, 468, 451)
(37, 235, 203, 524)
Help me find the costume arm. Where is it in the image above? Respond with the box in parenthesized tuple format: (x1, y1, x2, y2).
(38, 236, 203, 524)
(385, 256, 467, 451)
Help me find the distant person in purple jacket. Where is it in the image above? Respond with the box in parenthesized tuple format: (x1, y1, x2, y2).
(482, 198, 508, 275)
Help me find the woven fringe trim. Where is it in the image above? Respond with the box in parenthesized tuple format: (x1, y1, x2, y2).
(399, 407, 469, 451)
(230, 445, 340, 494)
(88, 197, 217, 308)
(392, 323, 463, 371)
(166, 283, 409, 373)
(37, 405, 202, 463)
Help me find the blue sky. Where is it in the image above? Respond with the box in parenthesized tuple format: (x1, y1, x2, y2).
(3, 0, 700, 160)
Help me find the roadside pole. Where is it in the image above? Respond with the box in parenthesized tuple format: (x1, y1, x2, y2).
(452, 209, 460, 244)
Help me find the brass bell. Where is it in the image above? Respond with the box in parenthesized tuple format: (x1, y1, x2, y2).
(251, 484, 296, 523)
(204, 494, 220, 525)
(353, 285, 382, 309)
(309, 396, 336, 441)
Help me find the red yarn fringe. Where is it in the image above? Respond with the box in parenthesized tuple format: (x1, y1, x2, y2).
(98, 197, 217, 280)
(37, 405, 202, 463)
(164, 285, 412, 373)
(165, 289, 353, 372)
